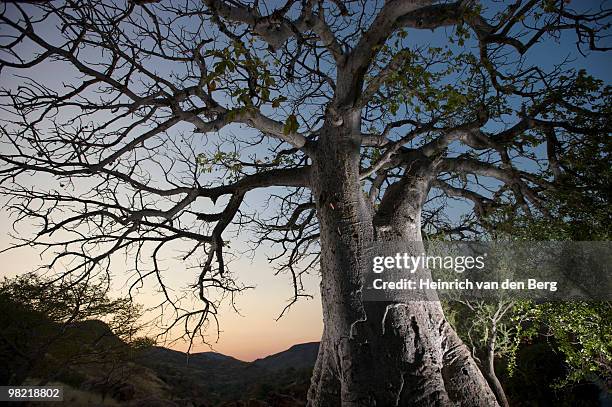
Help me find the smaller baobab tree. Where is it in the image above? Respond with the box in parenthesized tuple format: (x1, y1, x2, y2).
(446, 299, 519, 407)
(0, 1, 610, 405)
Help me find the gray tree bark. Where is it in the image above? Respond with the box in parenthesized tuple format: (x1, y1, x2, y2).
(307, 118, 499, 406)
(480, 325, 511, 407)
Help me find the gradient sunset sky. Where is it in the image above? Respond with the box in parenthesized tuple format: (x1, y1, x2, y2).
(0, 207, 323, 361)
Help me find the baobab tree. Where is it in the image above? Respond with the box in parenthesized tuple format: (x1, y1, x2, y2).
(0, 0, 610, 405)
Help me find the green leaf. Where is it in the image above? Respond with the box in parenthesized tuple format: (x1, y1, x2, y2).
(271, 95, 287, 108)
(283, 114, 299, 135)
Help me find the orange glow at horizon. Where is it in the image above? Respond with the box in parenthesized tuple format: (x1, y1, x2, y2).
(166, 292, 323, 361)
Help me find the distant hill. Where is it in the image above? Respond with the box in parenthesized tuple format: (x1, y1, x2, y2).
(1, 291, 315, 406)
(251, 342, 319, 371)
(143, 346, 247, 369)
(143, 342, 319, 371)
(137, 343, 318, 405)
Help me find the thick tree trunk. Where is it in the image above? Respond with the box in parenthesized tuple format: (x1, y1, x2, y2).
(307, 121, 499, 406)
